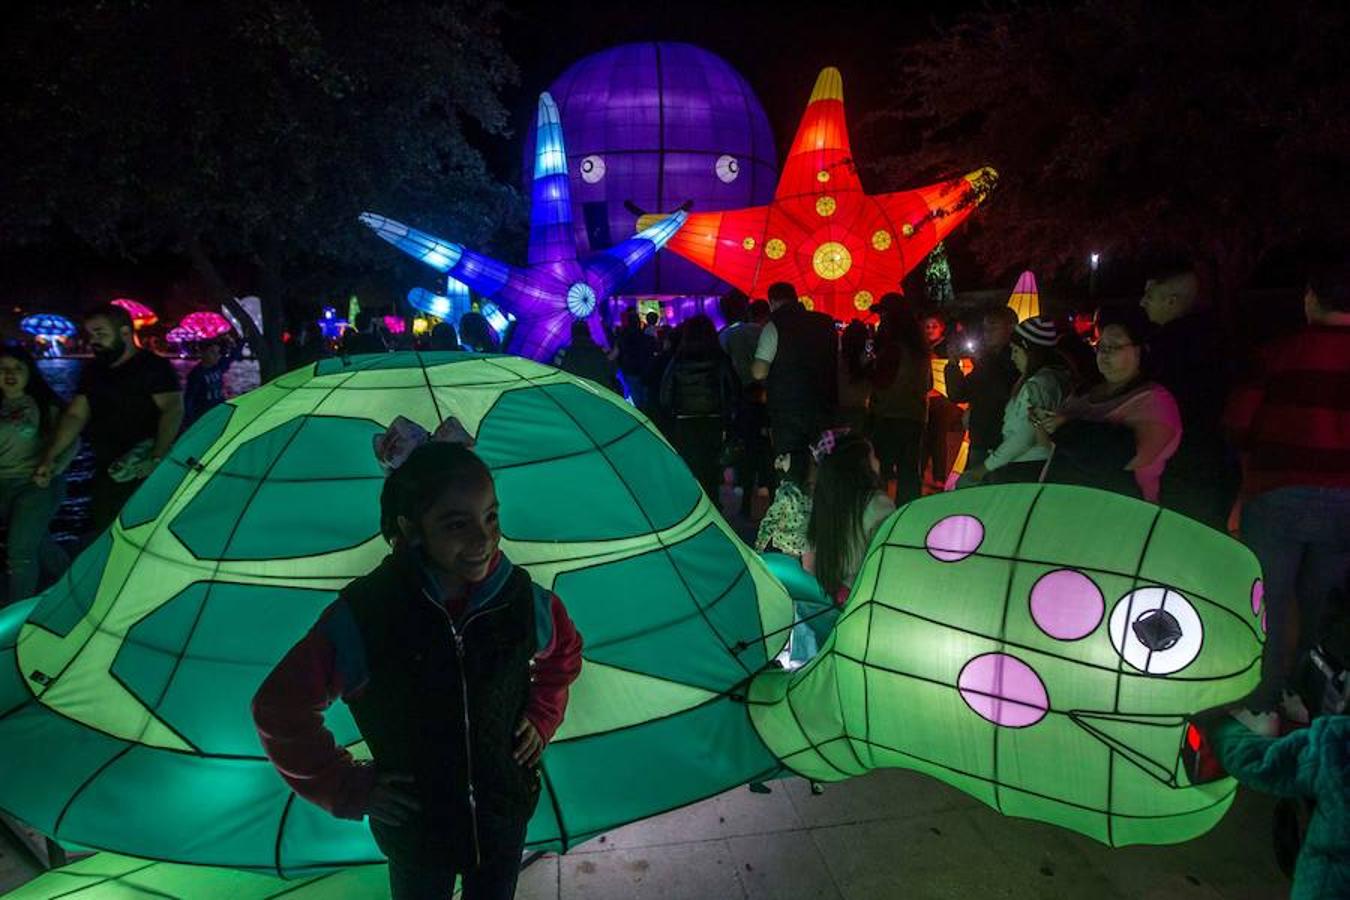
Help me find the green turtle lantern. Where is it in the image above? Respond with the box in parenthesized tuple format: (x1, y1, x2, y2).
(0, 353, 1263, 893)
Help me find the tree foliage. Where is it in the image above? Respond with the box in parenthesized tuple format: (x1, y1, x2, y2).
(867, 0, 1350, 311)
(0, 1, 522, 377)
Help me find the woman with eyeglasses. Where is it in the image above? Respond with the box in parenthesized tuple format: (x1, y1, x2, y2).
(1033, 308, 1182, 501)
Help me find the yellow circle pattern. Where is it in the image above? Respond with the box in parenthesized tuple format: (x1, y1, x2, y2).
(853, 290, 874, 311)
(800, 296, 814, 310)
(765, 238, 787, 260)
(812, 242, 852, 280)
(871, 230, 892, 251)
(817, 170, 831, 183)
(742, 237, 756, 251)
(815, 195, 837, 217)
(902, 223, 916, 237)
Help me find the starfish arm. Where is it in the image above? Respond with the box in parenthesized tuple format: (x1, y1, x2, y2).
(528, 92, 578, 267)
(642, 207, 771, 296)
(878, 167, 998, 273)
(585, 210, 689, 298)
(359, 212, 515, 297)
(777, 67, 861, 200)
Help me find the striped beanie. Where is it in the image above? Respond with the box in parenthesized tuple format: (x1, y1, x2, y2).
(1013, 316, 1060, 347)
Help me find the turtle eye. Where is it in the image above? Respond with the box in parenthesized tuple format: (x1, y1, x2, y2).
(580, 155, 605, 184)
(1109, 587, 1203, 675)
(715, 154, 740, 183)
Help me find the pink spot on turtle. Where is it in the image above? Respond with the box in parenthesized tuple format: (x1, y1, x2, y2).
(1030, 569, 1104, 640)
(1261, 607, 1267, 634)
(1251, 580, 1264, 616)
(958, 653, 1049, 728)
(926, 515, 984, 562)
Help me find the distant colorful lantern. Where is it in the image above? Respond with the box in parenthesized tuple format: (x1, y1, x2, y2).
(20, 314, 77, 339)
(164, 326, 194, 344)
(1008, 270, 1040, 322)
(362, 92, 686, 362)
(530, 42, 777, 296)
(180, 311, 233, 339)
(110, 298, 158, 329)
(643, 68, 997, 321)
(317, 306, 347, 341)
(381, 315, 407, 335)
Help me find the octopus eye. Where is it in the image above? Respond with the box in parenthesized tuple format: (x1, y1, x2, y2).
(715, 154, 739, 183)
(580, 155, 606, 184)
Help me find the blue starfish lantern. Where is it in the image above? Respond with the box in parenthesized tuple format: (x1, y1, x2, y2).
(362, 93, 687, 361)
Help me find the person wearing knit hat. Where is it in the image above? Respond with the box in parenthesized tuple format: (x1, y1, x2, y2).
(958, 316, 1073, 486)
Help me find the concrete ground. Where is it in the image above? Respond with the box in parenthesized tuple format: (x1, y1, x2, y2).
(0, 767, 1291, 898)
(511, 769, 1290, 900)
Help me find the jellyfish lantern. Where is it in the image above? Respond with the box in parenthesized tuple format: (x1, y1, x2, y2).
(361, 92, 687, 363)
(20, 314, 77, 357)
(110, 299, 158, 329)
(1008, 271, 1040, 322)
(181, 311, 233, 339)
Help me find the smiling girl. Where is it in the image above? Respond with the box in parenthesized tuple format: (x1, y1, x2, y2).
(253, 425, 582, 899)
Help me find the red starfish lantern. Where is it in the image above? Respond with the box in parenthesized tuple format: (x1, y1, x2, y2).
(641, 68, 997, 320)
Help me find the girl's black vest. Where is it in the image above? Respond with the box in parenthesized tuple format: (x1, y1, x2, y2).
(341, 551, 540, 866)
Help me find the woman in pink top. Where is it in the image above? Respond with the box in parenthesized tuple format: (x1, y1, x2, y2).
(1034, 312, 1182, 502)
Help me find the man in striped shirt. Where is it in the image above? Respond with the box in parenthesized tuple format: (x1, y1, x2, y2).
(1227, 261, 1350, 713)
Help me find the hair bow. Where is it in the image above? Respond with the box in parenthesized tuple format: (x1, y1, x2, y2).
(810, 427, 850, 463)
(373, 415, 476, 472)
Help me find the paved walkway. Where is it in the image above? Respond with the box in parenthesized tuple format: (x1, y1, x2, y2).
(513, 768, 1289, 900)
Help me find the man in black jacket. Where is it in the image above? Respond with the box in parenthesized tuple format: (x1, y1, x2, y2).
(1140, 265, 1240, 529)
(945, 307, 1019, 469)
(751, 282, 838, 481)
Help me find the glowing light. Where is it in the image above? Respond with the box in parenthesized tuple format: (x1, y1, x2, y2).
(765, 238, 787, 260)
(871, 230, 892, 251)
(815, 195, 837, 217)
(715, 155, 740, 183)
(853, 291, 873, 311)
(817, 170, 831, 183)
(742, 237, 756, 251)
(111, 298, 158, 329)
(180, 311, 233, 339)
(800, 296, 814, 310)
(812, 242, 852, 280)
(902, 223, 916, 237)
(411, 316, 430, 336)
(566, 282, 598, 318)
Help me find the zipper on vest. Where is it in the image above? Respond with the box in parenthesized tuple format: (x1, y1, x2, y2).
(421, 585, 507, 870)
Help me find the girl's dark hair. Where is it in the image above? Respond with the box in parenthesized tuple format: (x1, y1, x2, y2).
(0, 344, 66, 435)
(378, 442, 493, 543)
(674, 314, 720, 359)
(840, 320, 869, 382)
(806, 432, 880, 596)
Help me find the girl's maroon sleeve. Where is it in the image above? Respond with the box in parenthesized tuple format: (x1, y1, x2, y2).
(251, 614, 377, 820)
(526, 593, 584, 743)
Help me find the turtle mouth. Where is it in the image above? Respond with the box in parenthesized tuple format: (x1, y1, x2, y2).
(1069, 711, 1222, 787)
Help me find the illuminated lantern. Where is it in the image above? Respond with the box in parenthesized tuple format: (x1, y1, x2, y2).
(750, 483, 1265, 846)
(1008, 270, 1040, 322)
(643, 68, 997, 321)
(164, 326, 194, 344)
(111, 298, 158, 329)
(411, 316, 430, 336)
(380, 315, 406, 335)
(316, 306, 347, 340)
(0, 372, 1262, 886)
(362, 93, 686, 362)
(180, 311, 233, 339)
(222, 296, 263, 337)
(530, 42, 777, 296)
(20, 314, 77, 357)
